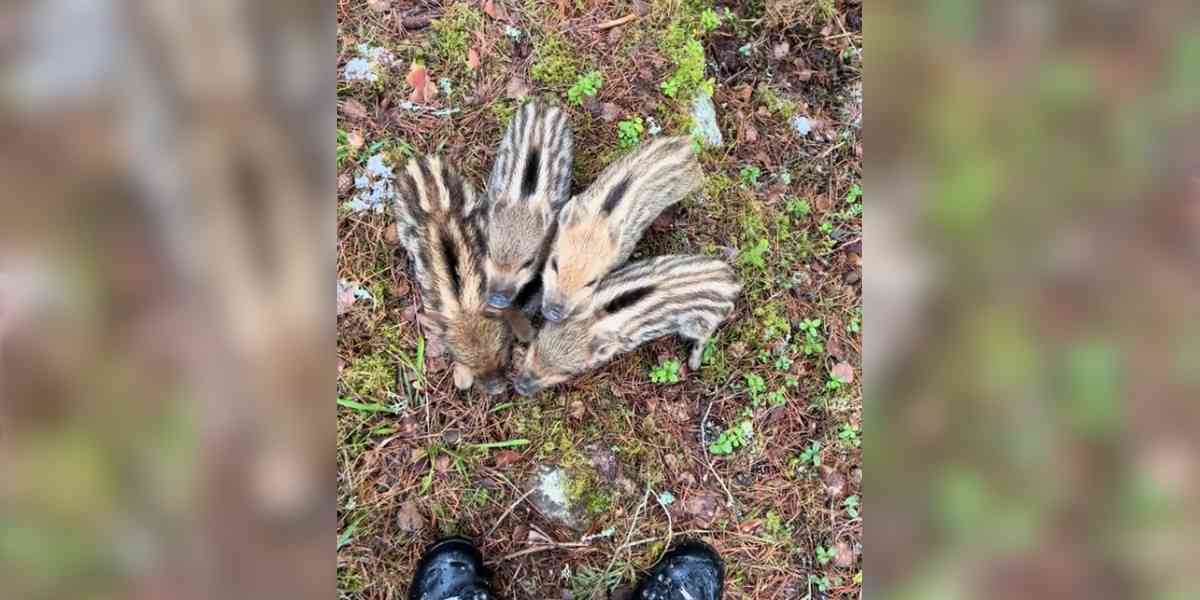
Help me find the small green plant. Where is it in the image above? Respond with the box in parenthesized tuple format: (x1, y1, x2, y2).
(798, 441, 822, 469)
(819, 220, 835, 235)
(617, 117, 645, 149)
(797, 318, 825, 355)
(825, 377, 843, 393)
(709, 419, 753, 455)
(739, 165, 762, 187)
(786, 197, 812, 218)
(843, 495, 861, 519)
(765, 389, 788, 407)
(808, 574, 833, 593)
(774, 354, 792, 371)
(847, 314, 861, 334)
(700, 7, 722, 31)
(764, 510, 793, 542)
(649, 358, 681, 384)
(567, 70, 602, 105)
(739, 238, 770, 270)
(744, 372, 766, 397)
(815, 545, 836, 566)
(838, 423, 861, 448)
(845, 183, 862, 204)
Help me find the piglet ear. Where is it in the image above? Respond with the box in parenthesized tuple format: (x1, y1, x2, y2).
(417, 311, 446, 337)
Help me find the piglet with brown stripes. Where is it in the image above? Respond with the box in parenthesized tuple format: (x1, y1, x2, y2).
(540, 136, 701, 323)
(481, 102, 574, 340)
(514, 255, 740, 397)
(391, 156, 514, 395)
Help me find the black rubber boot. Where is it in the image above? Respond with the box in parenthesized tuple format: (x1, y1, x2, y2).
(407, 537, 495, 600)
(633, 540, 724, 600)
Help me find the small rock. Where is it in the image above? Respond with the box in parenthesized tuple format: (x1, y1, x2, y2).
(526, 466, 586, 531)
(734, 472, 754, 487)
(772, 41, 790, 60)
(396, 500, 425, 532)
(690, 92, 723, 147)
(442, 429, 462, 445)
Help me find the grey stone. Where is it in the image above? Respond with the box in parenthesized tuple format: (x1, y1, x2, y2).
(525, 465, 585, 531)
(690, 92, 723, 147)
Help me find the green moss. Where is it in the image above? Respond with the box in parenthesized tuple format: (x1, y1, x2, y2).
(531, 31, 581, 88)
(491, 99, 518, 127)
(657, 2, 717, 102)
(431, 3, 485, 70)
(756, 84, 797, 118)
(340, 353, 394, 399)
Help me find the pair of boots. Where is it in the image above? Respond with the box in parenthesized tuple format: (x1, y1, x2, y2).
(409, 537, 724, 600)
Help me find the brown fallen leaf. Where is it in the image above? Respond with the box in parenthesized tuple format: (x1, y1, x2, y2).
(392, 279, 410, 297)
(600, 102, 621, 123)
(406, 62, 427, 89)
(341, 98, 369, 120)
(820, 465, 846, 498)
(467, 47, 481, 70)
(434, 454, 452, 473)
(347, 130, 365, 151)
(834, 541, 855, 568)
(396, 501, 425, 532)
(494, 450, 523, 467)
(831, 362, 854, 384)
(482, 0, 496, 18)
(741, 123, 759, 144)
(734, 84, 753, 102)
(367, 0, 391, 12)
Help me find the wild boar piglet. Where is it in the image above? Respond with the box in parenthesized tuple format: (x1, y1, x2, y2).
(515, 255, 740, 396)
(392, 156, 513, 394)
(540, 136, 701, 322)
(482, 102, 573, 337)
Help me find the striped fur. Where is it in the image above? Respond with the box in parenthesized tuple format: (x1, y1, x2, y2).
(514, 255, 740, 396)
(392, 156, 512, 394)
(540, 136, 701, 322)
(482, 102, 574, 319)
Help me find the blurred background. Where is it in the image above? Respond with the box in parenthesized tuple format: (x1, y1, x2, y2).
(868, 1, 1198, 598)
(0, 1, 333, 599)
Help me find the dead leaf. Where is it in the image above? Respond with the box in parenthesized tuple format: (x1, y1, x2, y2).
(494, 450, 523, 467)
(392, 279, 410, 297)
(506, 76, 531, 99)
(682, 492, 720, 525)
(772, 41, 790, 60)
(733, 84, 753, 102)
(367, 0, 391, 11)
(434, 454, 452, 473)
(741, 123, 759, 144)
(400, 303, 419, 323)
(347, 130, 364, 151)
(407, 63, 436, 103)
(467, 47, 481, 70)
(600, 102, 621, 123)
(396, 501, 425, 532)
(834, 541, 855, 568)
(337, 172, 353, 195)
(482, 0, 496, 18)
(568, 399, 586, 420)
(337, 357, 346, 376)
(820, 466, 846, 499)
(341, 98, 369, 120)
(795, 69, 814, 82)
(739, 519, 762, 533)
(831, 362, 854, 384)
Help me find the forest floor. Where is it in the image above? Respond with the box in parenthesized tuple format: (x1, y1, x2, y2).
(336, 1, 862, 598)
